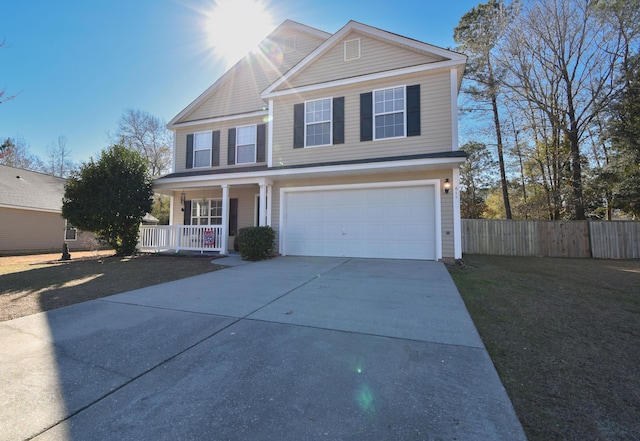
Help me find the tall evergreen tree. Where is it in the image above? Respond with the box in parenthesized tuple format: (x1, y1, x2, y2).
(454, 0, 517, 219)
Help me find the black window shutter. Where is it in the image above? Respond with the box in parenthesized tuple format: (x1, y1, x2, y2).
(360, 92, 373, 142)
(183, 200, 191, 225)
(228, 128, 236, 165)
(407, 84, 421, 137)
(212, 130, 220, 166)
(186, 134, 194, 169)
(256, 124, 266, 162)
(293, 103, 304, 148)
(333, 97, 345, 145)
(229, 198, 238, 236)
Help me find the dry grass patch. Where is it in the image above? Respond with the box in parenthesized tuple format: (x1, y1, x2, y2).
(0, 252, 221, 322)
(447, 255, 640, 441)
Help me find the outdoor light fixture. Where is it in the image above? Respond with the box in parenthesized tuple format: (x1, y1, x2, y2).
(180, 192, 186, 205)
(443, 178, 451, 194)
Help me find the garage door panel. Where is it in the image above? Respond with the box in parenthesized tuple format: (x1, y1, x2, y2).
(283, 185, 437, 260)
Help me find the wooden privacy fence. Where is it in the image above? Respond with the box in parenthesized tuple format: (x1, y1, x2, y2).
(462, 219, 640, 259)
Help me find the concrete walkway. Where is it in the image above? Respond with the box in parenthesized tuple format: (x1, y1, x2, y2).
(0, 257, 526, 441)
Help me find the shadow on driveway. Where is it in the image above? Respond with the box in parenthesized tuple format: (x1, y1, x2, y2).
(0, 257, 526, 440)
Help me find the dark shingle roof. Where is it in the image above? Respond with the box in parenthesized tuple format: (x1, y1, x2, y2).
(0, 165, 66, 212)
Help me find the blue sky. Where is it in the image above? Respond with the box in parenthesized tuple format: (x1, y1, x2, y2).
(1, 0, 480, 164)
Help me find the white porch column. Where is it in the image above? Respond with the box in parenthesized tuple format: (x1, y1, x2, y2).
(169, 195, 175, 225)
(266, 184, 272, 227)
(259, 183, 267, 226)
(221, 184, 229, 254)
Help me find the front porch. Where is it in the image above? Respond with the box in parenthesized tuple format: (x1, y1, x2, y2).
(143, 177, 273, 254)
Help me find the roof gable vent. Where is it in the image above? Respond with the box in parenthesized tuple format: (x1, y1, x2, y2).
(283, 35, 296, 53)
(344, 38, 361, 61)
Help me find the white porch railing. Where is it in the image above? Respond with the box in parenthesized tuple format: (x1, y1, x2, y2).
(138, 225, 224, 253)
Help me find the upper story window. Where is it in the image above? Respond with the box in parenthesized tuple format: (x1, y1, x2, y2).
(236, 125, 257, 164)
(374, 86, 406, 140)
(305, 98, 332, 147)
(194, 131, 212, 168)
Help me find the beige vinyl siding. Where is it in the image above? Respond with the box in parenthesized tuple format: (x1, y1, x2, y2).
(271, 170, 456, 258)
(272, 69, 453, 167)
(0, 207, 96, 253)
(280, 31, 445, 91)
(174, 116, 268, 173)
(180, 32, 326, 123)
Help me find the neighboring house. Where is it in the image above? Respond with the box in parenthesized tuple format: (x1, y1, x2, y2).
(151, 20, 467, 260)
(0, 165, 95, 254)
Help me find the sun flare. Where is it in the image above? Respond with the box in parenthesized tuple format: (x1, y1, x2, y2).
(202, 0, 277, 67)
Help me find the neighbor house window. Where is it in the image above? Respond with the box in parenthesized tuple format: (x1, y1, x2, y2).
(305, 98, 332, 147)
(236, 125, 256, 164)
(193, 131, 212, 168)
(374, 86, 405, 140)
(64, 220, 77, 241)
(191, 199, 222, 225)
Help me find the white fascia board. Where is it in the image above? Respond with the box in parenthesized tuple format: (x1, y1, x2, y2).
(278, 19, 331, 40)
(168, 110, 269, 130)
(153, 156, 467, 189)
(262, 59, 466, 99)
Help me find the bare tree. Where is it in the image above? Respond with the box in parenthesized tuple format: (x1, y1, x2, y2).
(0, 39, 17, 105)
(500, 0, 625, 219)
(112, 109, 173, 177)
(46, 135, 76, 177)
(0, 136, 45, 171)
(454, 0, 517, 219)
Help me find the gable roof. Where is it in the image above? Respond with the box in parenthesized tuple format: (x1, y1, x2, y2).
(262, 20, 468, 98)
(167, 20, 331, 129)
(0, 165, 66, 213)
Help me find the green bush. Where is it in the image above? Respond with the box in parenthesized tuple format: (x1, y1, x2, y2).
(237, 226, 275, 261)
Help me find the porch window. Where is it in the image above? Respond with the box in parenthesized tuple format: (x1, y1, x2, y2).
(373, 86, 405, 140)
(191, 199, 222, 225)
(236, 125, 256, 164)
(194, 131, 212, 168)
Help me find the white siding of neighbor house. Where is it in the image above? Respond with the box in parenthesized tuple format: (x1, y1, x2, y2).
(271, 69, 453, 167)
(178, 30, 327, 123)
(279, 31, 446, 91)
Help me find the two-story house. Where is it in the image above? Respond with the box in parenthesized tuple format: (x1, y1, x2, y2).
(148, 19, 467, 260)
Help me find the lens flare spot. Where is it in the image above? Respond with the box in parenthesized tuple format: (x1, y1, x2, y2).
(356, 384, 375, 413)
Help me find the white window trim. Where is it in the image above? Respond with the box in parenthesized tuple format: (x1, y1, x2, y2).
(372, 85, 407, 141)
(193, 131, 212, 168)
(304, 97, 333, 148)
(191, 198, 223, 225)
(236, 124, 257, 164)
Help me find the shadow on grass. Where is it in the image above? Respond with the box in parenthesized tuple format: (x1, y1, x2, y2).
(0, 254, 221, 322)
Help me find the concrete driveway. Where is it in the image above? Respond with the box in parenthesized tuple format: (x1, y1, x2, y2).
(0, 256, 526, 441)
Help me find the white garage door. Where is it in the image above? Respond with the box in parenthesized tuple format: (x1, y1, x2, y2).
(282, 184, 438, 260)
